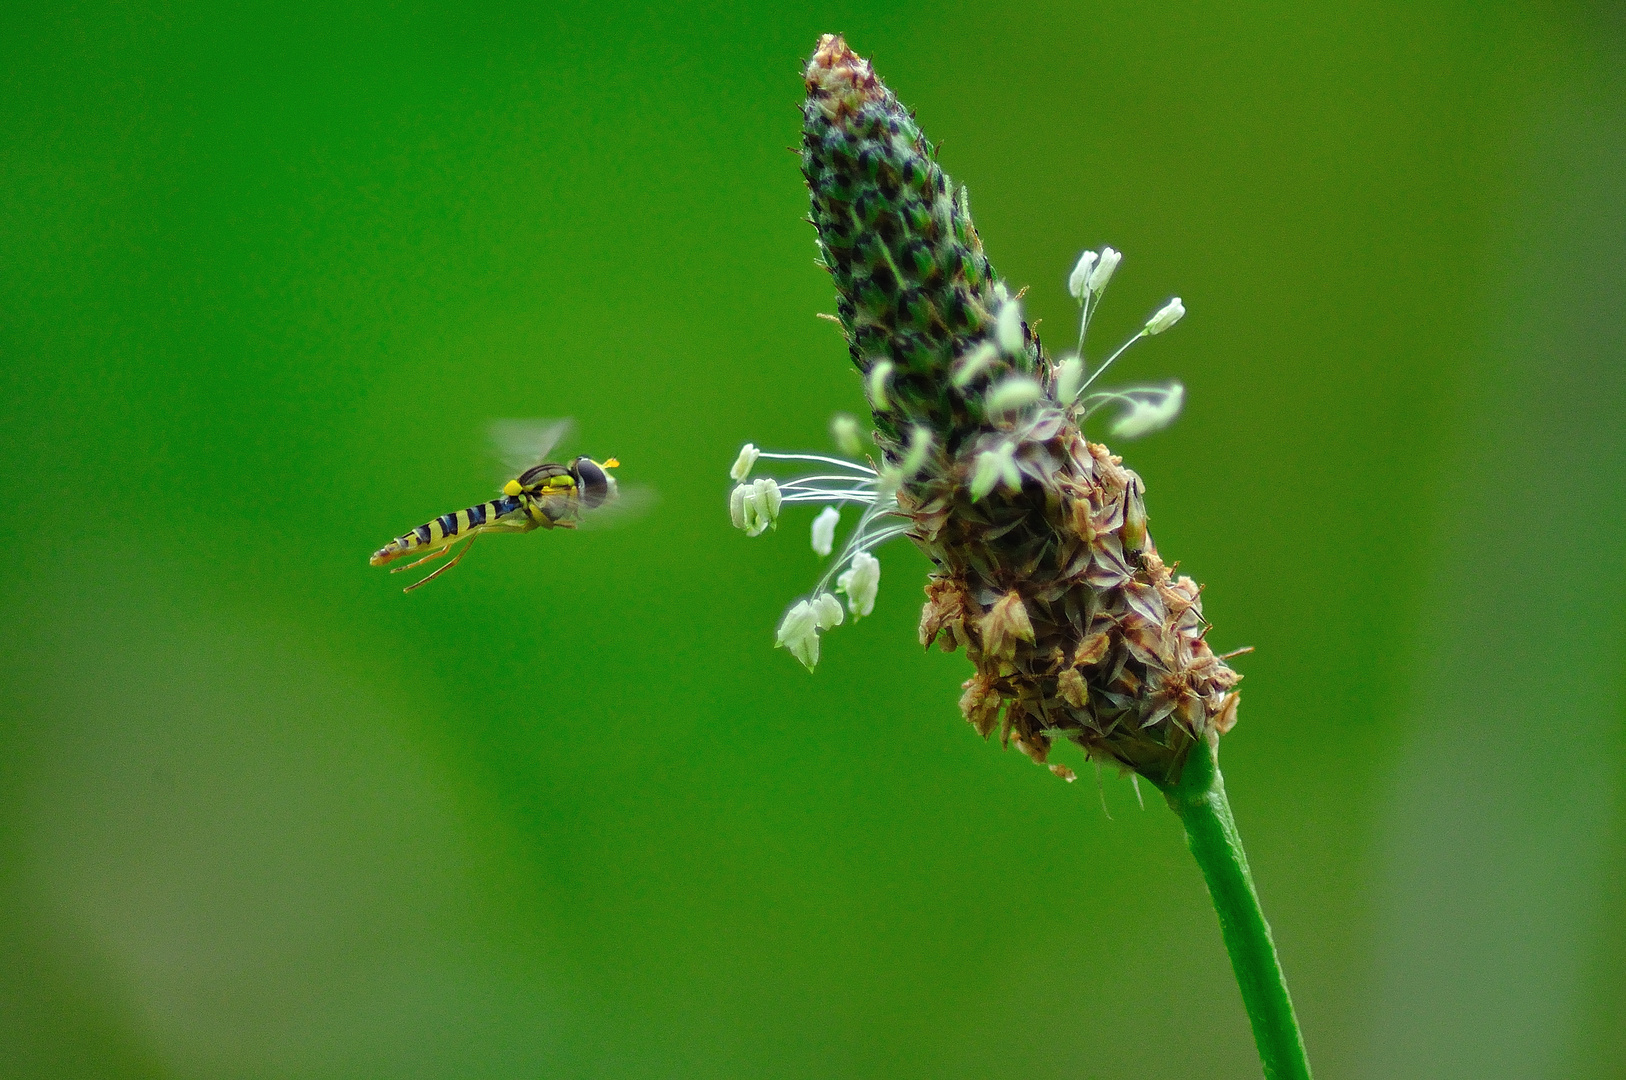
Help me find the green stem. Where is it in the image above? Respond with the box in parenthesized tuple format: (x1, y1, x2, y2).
(1155, 736, 1313, 1080)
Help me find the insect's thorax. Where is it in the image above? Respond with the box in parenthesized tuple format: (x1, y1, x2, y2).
(515, 466, 581, 527)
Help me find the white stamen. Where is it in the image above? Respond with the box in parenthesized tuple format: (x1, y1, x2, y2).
(986, 375, 1043, 415)
(740, 477, 782, 536)
(867, 360, 895, 411)
(1112, 383, 1185, 439)
(758, 478, 782, 521)
(970, 441, 1022, 501)
(730, 443, 760, 482)
(829, 413, 864, 457)
(898, 425, 933, 478)
(1087, 247, 1121, 295)
(776, 600, 821, 670)
(1145, 297, 1185, 335)
(1056, 355, 1085, 404)
(836, 551, 880, 618)
(996, 299, 1025, 356)
(1068, 251, 1098, 301)
(951, 341, 1000, 388)
(811, 506, 840, 556)
(813, 591, 845, 631)
(729, 483, 749, 530)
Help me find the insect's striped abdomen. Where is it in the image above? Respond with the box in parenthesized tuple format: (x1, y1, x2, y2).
(369, 496, 525, 566)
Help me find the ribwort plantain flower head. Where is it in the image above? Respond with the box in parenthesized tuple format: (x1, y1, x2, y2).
(727, 35, 1242, 786)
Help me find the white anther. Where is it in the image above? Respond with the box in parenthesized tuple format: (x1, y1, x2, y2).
(898, 425, 933, 478)
(1112, 383, 1185, 439)
(738, 477, 782, 536)
(776, 600, 821, 670)
(811, 506, 840, 556)
(970, 441, 1022, 501)
(813, 591, 845, 631)
(995, 299, 1025, 356)
(836, 551, 881, 618)
(1145, 297, 1185, 335)
(867, 360, 895, 411)
(1056, 356, 1085, 404)
(730, 443, 761, 482)
(1086, 247, 1121, 295)
(829, 413, 864, 457)
(952, 341, 1000, 388)
(1068, 251, 1098, 300)
(985, 375, 1043, 414)
(755, 477, 782, 523)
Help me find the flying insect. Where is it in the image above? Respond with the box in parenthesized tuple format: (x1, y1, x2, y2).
(370, 419, 621, 592)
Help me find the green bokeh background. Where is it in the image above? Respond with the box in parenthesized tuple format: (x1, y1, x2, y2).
(3, 3, 1622, 1077)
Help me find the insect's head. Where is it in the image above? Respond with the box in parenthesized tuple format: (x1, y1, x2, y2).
(571, 456, 619, 509)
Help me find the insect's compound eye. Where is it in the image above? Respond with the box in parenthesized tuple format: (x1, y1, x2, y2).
(573, 457, 612, 509)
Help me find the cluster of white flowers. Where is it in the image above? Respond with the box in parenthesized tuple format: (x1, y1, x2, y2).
(728, 436, 921, 670)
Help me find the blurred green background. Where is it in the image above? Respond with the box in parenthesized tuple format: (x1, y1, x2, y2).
(3, 2, 1622, 1077)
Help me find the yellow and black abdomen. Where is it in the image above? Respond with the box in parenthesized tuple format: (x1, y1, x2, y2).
(369, 494, 528, 566)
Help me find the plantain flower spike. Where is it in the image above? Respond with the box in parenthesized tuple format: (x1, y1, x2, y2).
(729, 36, 1236, 785)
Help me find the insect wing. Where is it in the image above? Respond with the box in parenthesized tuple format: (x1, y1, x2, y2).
(489, 418, 575, 478)
(575, 482, 658, 531)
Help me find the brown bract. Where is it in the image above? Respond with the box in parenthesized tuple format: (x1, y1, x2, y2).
(902, 412, 1242, 786)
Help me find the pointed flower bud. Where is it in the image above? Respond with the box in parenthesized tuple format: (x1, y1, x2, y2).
(1086, 246, 1121, 295)
(837, 551, 880, 618)
(1145, 297, 1185, 335)
(1068, 251, 1099, 300)
(730, 443, 761, 482)
(811, 506, 840, 556)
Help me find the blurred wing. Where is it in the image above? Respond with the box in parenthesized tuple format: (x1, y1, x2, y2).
(489, 418, 574, 478)
(577, 483, 658, 531)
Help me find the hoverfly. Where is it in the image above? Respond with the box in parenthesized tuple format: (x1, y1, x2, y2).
(370, 419, 623, 592)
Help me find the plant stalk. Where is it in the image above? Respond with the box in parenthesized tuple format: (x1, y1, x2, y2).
(1156, 736, 1313, 1080)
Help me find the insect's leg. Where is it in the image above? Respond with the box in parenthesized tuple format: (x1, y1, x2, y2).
(403, 533, 479, 594)
(391, 542, 456, 573)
